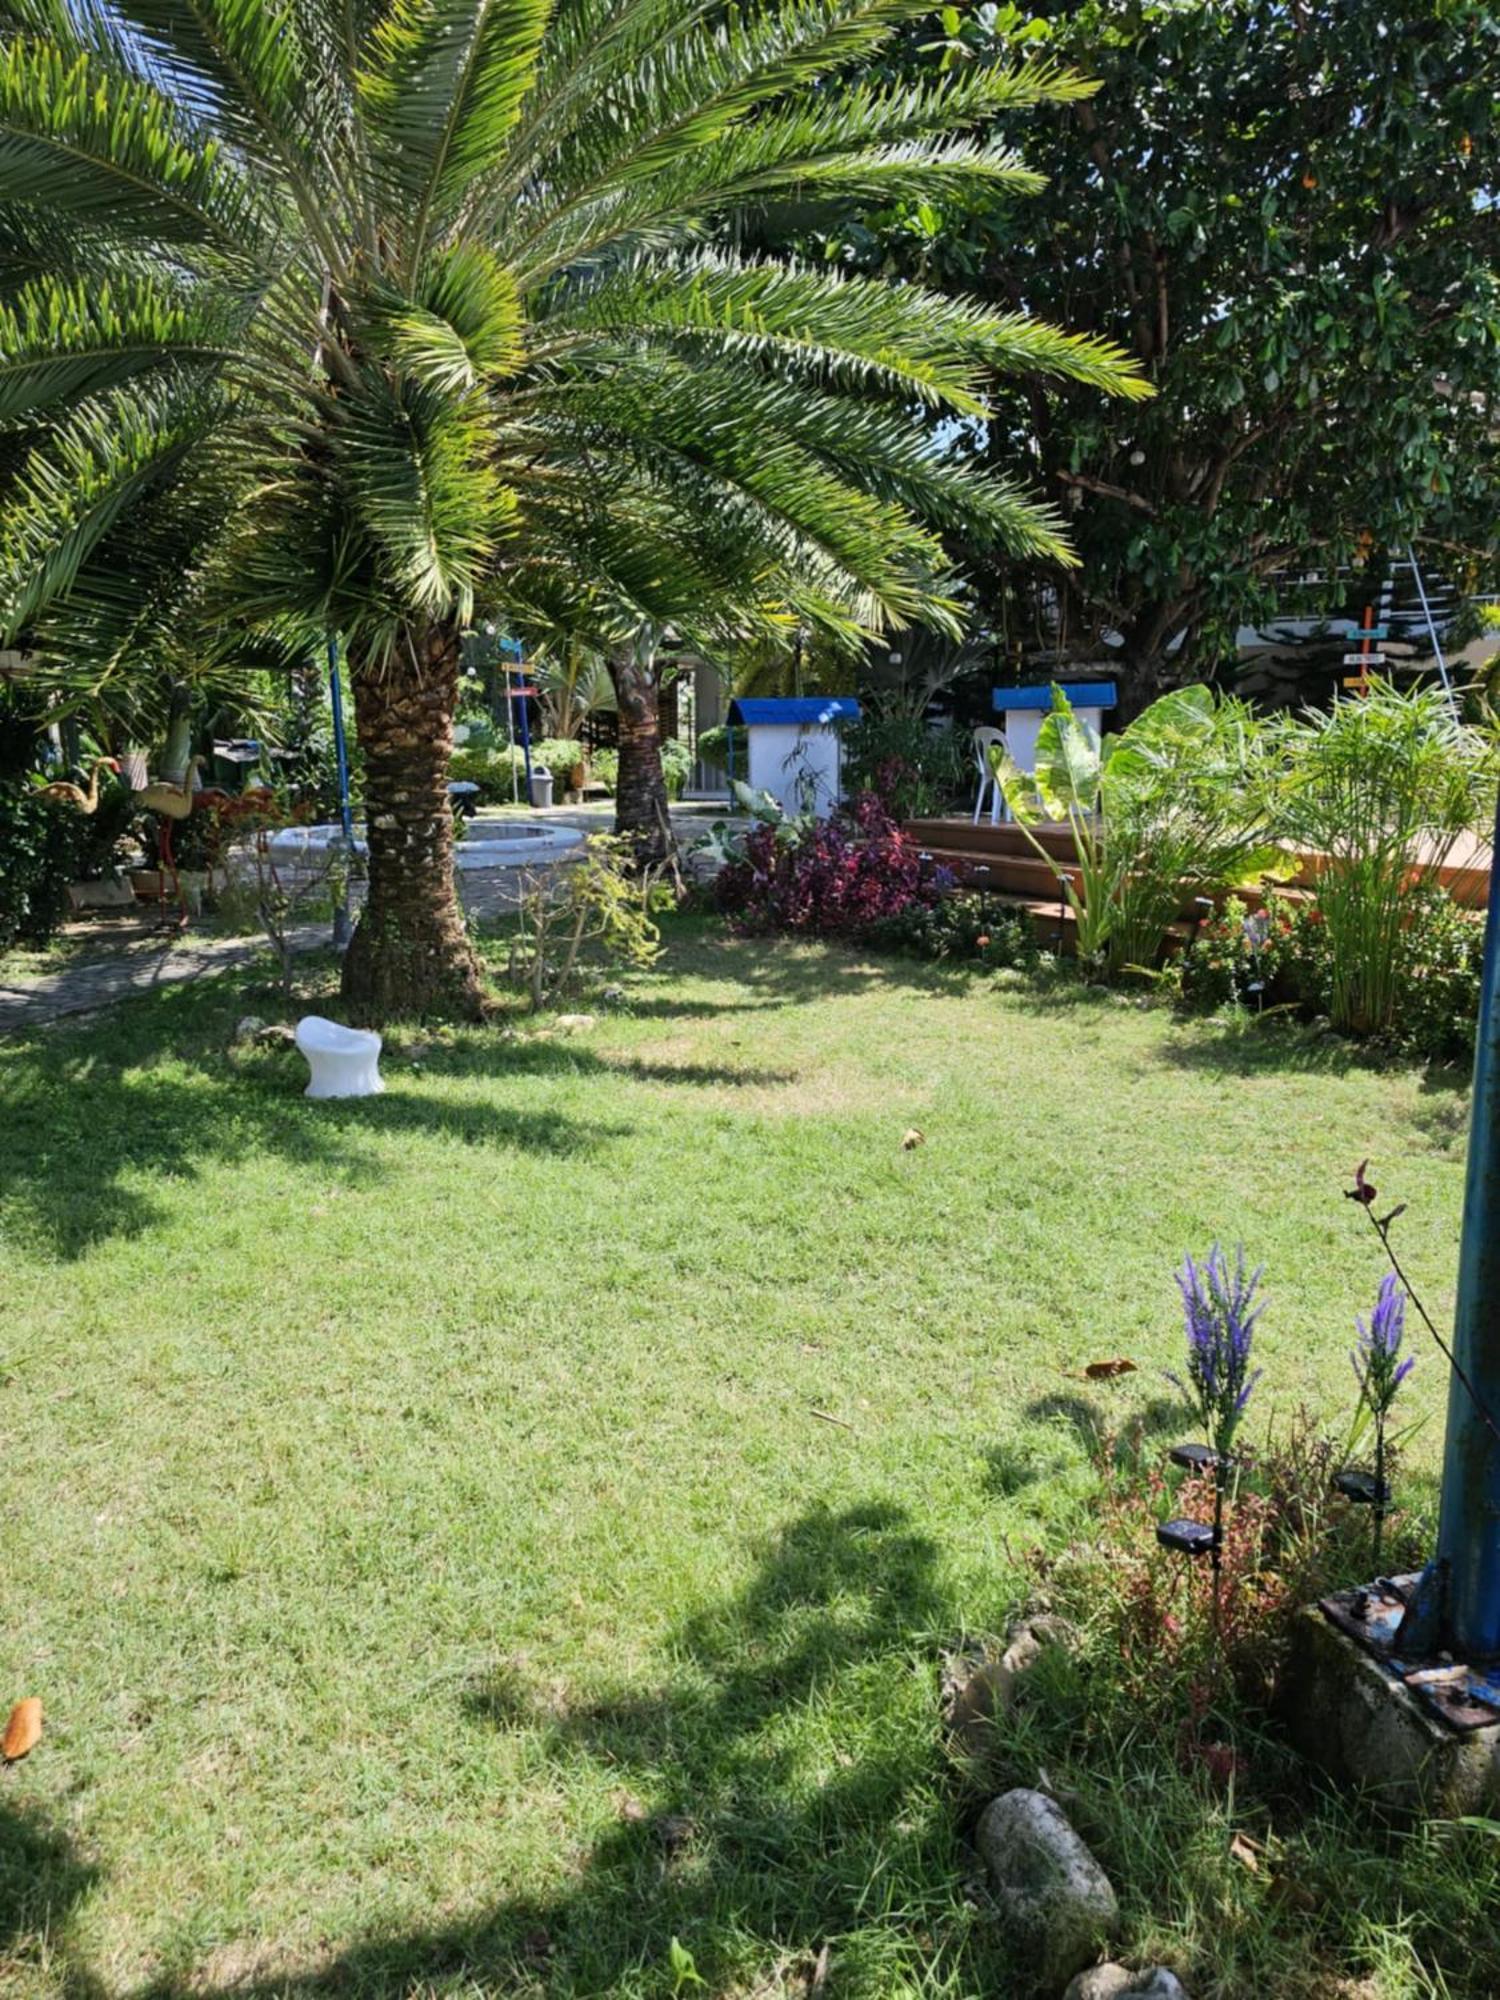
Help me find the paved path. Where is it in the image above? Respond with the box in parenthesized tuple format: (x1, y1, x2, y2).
(0, 920, 328, 1033)
(0, 802, 732, 1034)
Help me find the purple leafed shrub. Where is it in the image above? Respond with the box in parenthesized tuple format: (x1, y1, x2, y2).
(1167, 1244, 1266, 1454)
(714, 792, 937, 936)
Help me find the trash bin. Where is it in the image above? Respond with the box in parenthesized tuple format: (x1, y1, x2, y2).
(529, 768, 554, 808)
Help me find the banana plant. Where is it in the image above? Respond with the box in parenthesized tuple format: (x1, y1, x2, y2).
(990, 686, 1276, 976)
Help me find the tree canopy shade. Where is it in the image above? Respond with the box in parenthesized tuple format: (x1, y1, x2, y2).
(0, 0, 1146, 1017)
(809, 0, 1500, 707)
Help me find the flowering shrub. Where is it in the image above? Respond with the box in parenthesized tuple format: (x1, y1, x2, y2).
(1179, 886, 1483, 1060)
(865, 888, 1040, 969)
(713, 791, 934, 935)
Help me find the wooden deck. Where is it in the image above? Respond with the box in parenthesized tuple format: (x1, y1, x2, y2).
(902, 816, 1494, 948)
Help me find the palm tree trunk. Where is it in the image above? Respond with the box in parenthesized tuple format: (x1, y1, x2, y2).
(341, 621, 485, 1022)
(609, 653, 673, 866)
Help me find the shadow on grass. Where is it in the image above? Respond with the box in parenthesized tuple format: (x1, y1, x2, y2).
(0, 1795, 102, 1993)
(1154, 1010, 1474, 1090)
(986, 1392, 1187, 1498)
(126, 1501, 1000, 2000)
(0, 921, 1018, 1258)
(0, 975, 637, 1260)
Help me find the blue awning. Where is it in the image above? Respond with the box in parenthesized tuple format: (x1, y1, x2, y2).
(727, 697, 861, 726)
(992, 682, 1117, 714)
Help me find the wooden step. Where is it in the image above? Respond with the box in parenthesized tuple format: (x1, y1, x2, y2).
(916, 843, 1218, 924)
(906, 815, 1081, 860)
(914, 845, 1082, 900)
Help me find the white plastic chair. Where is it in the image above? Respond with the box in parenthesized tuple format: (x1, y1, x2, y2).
(295, 1015, 384, 1099)
(971, 725, 1006, 825)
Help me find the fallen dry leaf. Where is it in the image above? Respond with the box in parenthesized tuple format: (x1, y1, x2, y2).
(2, 1697, 42, 1762)
(1084, 1358, 1138, 1380)
(900, 1128, 925, 1150)
(1229, 1830, 1263, 1873)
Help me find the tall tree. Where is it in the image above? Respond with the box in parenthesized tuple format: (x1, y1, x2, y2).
(810, 0, 1500, 709)
(0, 0, 1147, 1014)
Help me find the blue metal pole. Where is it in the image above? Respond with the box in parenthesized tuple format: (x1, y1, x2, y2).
(327, 633, 355, 951)
(516, 672, 533, 794)
(502, 637, 534, 801)
(1434, 780, 1500, 1655)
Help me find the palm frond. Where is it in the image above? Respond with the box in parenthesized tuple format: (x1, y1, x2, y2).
(543, 252, 1150, 413)
(0, 379, 231, 641)
(362, 0, 552, 255)
(0, 272, 241, 422)
(335, 367, 514, 619)
(0, 36, 274, 253)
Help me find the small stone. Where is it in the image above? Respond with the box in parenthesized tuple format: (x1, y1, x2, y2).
(976, 1789, 1119, 1990)
(1000, 1613, 1078, 1691)
(1064, 1967, 1190, 2000)
(553, 1013, 596, 1033)
(948, 1617, 1077, 1754)
(946, 1657, 1008, 1756)
(233, 1015, 266, 1043)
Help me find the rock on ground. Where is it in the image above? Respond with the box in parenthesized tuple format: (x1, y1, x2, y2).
(976, 1788, 1120, 1991)
(947, 1615, 1077, 1756)
(1064, 1967, 1189, 2000)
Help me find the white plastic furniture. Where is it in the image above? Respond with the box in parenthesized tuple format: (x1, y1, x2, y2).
(991, 683, 1118, 803)
(295, 1015, 384, 1099)
(971, 725, 1006, 825)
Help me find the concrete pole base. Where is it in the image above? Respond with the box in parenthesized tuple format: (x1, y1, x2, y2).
(1285, 1607, 1500, 1816)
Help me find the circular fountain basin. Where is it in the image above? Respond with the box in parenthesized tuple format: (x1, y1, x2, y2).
(257, 821, 584, 869)
(455, 821, 584, 869)
(259, 825, 367, 862)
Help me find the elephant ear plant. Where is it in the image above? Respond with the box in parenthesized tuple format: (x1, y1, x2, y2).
(991, 686, 1275, 978)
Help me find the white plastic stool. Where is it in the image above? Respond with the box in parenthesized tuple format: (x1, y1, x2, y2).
(295, 1015, 383, 1099)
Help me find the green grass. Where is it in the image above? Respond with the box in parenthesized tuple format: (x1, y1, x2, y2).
(0, 917, 1490, 1999)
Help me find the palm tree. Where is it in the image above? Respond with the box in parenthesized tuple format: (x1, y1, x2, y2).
(0, 0, 1149, 1019)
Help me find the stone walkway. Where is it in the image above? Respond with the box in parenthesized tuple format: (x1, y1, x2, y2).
(0, 919, 328, 1033)
(0, 802, 731, 1033)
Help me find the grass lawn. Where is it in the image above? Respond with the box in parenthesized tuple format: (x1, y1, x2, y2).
(0, 917, 1491, 1999)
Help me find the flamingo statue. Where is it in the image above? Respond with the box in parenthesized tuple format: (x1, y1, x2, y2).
(132, 756, 207, 926)
(133, 755, 206, 820)
(35, 756, 119, 812)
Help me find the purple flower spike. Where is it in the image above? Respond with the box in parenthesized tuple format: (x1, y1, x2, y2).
(1352, 1272, 1413, 1418)
(1166, 1243, 1266, 1454)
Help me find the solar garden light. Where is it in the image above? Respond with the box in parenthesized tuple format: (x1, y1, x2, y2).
(1158, 1247, 1265, 1661)
(1340, 1273, 1413, 1573)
